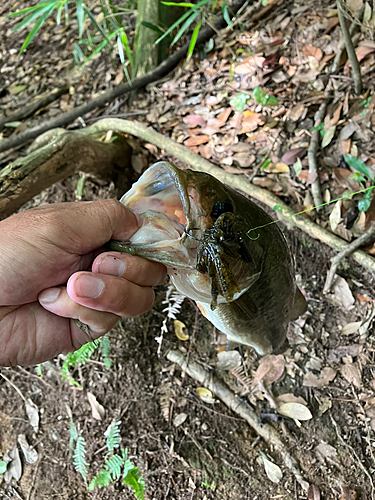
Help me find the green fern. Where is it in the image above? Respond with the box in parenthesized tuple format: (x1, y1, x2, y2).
(73, 435, 88, 481)
(122, 449, 145, 500)
(105, 421, 122, 454)
(88, 469, 111, 490)
(99, 334, 111, 368)
(62, 340, 99, 388)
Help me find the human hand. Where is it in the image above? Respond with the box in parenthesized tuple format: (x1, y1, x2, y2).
(0, 200, 166, 366)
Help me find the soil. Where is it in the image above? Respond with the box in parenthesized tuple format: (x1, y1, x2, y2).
(1, 0, 375, 499)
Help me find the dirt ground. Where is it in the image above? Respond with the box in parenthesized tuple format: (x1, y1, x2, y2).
(1, 0, 375, 499)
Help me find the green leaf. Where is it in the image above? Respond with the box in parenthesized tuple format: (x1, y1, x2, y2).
(99, 334, 111, 369)
(187, 19, 202, 58)
(7, 2, 56, 18)
(0, 461, 7, 474)
(155, 0, 211, 45)
(105, 421, 122, 454)
(161, 1, 195, 6)
(56, 4, 63, 24)
(73, 42, 84, 64)
(171, 10, 199, 46)
(83, 5, 112, 44)
(73, 435, 88, 480)
(252, 86, 278, 107)
(230, 92, 251, 111)
(19, 3, 57, 54)
(222, 2, 232, 28)
(358, 190, 373, 212)
(141, 21, 165, 36)
(13, 2, 59, 33)
(260, 158, 271, 171)
(88, 469, 111, 490)
(122, 453, 145, 500)
(343, 155, 373, 180)
(69, 418, 78, 451)
(76, 0, 84, 38)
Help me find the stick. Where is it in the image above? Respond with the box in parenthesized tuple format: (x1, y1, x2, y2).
(78, 118, 375, 275)
(323, 222, 375, 293)
(0, 85, 69, 131)
(307, 99, 327, 211)
(167, 349, 309, 490)
(0, 0, 249, 155)
(337, 0, 363, 94)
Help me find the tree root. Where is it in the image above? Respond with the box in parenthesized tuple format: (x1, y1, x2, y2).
(167, 349, 309, 490)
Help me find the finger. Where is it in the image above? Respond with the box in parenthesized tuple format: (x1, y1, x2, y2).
(92, 252, 167, 287)
(38, 286, 120, 338)
(66, 271, 155, 317)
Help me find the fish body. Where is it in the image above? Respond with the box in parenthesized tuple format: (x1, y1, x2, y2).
(110, 161, 306, 355)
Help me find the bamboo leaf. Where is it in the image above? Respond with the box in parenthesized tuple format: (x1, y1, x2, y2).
(171, 10, 200, 46)
(19, 4, 56, 54)
(76, 0, 84, 38)
(13, 2, 59, 32)
(187, 19, 202, 58)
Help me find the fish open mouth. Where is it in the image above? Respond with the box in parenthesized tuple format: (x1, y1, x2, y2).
(118, 162, 201, 269)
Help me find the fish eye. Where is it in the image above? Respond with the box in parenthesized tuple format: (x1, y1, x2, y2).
(211, 199, 234, 219)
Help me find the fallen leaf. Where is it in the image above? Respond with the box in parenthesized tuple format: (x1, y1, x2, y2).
(288, 104, 305, 121)
(174, 319, 189, 341)
(341, 362, 362, 387)
(303, 367, 337, 388)
(173, 413, 188, 427)
(355, 44, 375, 62)
(239, 112, 263, 134)
(276, 393, 308, 405)
(325, 17, 340, 33)
(347, 0, 363, 11)
(87, 392, 105, 421)
(252, 355, 285, 386)
(281, 147, 307, 165)
(330, 104, 342, 126)
(4, 445, 22, 483)
(322, 125, 336, 148)
(265, 163, 290, 173)
(308, 484, 321, 500)
(25, 399, 39, 433)
(196, 387, 215, 404)
(329, 200, 342, 232)
(339, 139, 351, 154)
(340, 322, 361, 335)
(328, 344, 363, 361)
(17, 435, 38, 464)
(339, 123, 356, 141)
(315, 442, 337, 458)
(303, 45, 323, 61)
(277, 402, 312, 421)
(184, 135, 210, 146)
(331, 275, 355, 309)
(216, 351, 242, 371)
(184, 114, 206, 128)
(260, 452, 283, 483)
(363, 3, 372, 22)
(232, 153, 256, 168)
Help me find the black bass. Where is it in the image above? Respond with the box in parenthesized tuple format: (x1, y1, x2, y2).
(109, 162, 307, 355)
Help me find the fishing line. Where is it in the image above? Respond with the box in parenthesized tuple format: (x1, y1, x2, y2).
(246, 185, 375, 241)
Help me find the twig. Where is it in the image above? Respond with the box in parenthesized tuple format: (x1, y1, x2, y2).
(0, 85, 69, 131)
(78, 118, 375, 275)
(337, 0, 363, 94)
(329, 413, 374, 500)
(323, 222, 375, 293)
(0, 370, 27, 402)
(331, 6, 363, 74)
(307, 99, 327, 211)
(0, 0, 249, 155)
(167, 349, 309, 490)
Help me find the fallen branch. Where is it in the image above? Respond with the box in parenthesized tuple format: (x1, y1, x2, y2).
(79, 118, 375, 275)
(337, 0, 363, 94)
(0, 85, 69, 131)
(167, 349, 309, 490)
(0, 0, 249, 155)
(323, 222, 375, 293)
(307, 99, 327, 211)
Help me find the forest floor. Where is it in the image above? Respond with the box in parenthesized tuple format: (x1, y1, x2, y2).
(1, 0, 375, 499)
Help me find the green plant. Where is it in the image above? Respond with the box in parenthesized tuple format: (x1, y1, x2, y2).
(62, 335, 111, 388)
(0, 461, 7, 474)
(343, 154, 375, 212)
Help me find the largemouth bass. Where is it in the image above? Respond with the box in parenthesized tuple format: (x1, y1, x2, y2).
(109, 161, 307, 355)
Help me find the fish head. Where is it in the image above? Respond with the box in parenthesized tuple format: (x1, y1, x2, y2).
(114, 161, 263, 307)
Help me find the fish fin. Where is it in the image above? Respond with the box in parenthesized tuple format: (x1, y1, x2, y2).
(226, 295, 259, 323)
(290, 287, 307, 321)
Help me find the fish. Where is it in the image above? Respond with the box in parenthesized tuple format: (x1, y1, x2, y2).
(108, 161, 307, 355)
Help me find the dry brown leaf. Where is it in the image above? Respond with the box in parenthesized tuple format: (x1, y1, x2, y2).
(234, 55, 265, 74)
(198, 144, 212, 159)
(276, 393, 308, 405)
(355, 44, 375, 62)
(303, 45, 323, 61)
(331, 275, 355, 309)
(288, 104, 305, 121)
(174, 319, 189, 341)
(239, 112, 263, 134)
(341, 362, 362, 387)
(281, 147, 307, 165)
(330, 104, 342, 126)
(325, 17, 340, 33)
(232, 153, 256, 168)
(308, 484, 321, 500)
(347, 0, 363, 11)
(339, 138, 351, 154)
(265, 163, 290, 173)
(303, 367, 337, 388)
(329, 200, 342, 232)
(252, 355, 285, 386)
(184, 114, 206, 128)
(277, 402, 312, 421)
(173, 413, 188, 427)
(184, 135, 210, 146)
